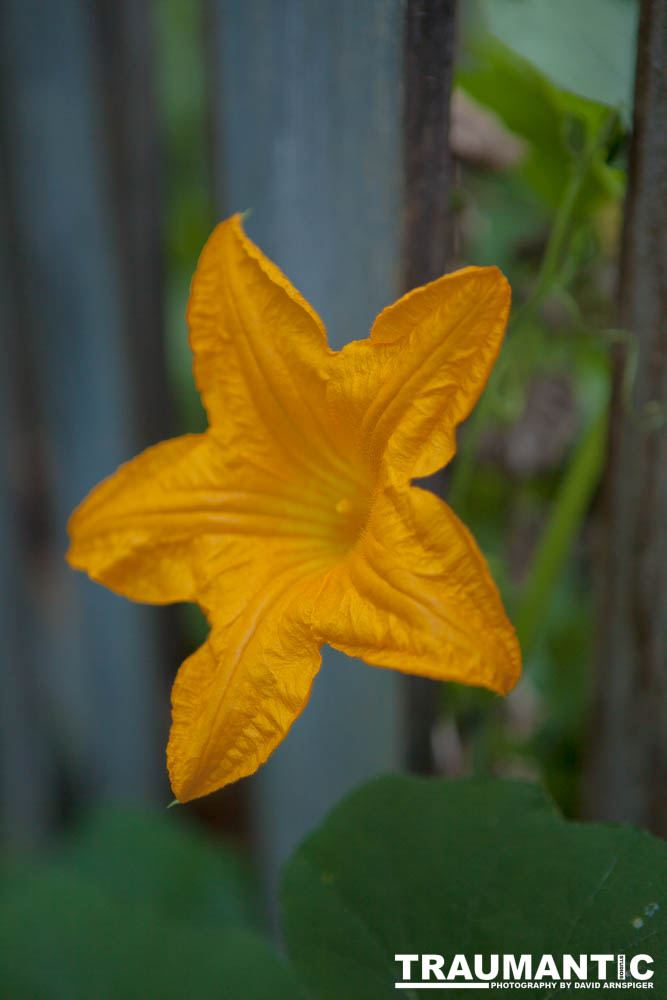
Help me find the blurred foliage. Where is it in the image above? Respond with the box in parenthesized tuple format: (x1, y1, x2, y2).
(4, 780, 664, 996)
(445, 0, 637, 816)
(478, 0, 637, 122)
(458, 35, 626, 210)
(0, 808, 304, 999)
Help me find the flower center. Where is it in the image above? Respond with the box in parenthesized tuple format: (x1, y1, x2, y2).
(329, 488, 370, 553)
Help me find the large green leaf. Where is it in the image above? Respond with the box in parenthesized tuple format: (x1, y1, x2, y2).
(457, 36, 623, 209)
(283, 777, 667, 999)
(481, 0, 638, 121)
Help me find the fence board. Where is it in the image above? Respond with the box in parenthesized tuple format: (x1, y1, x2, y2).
(586, 0, 666, 836)
(208, 0, 405, 916)
(0, 0, 169, 837)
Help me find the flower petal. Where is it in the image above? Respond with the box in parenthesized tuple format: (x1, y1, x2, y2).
(167, 562, 322, 801)
(188, 215, 339, 470)
(313, 484, 520, 695)
(67, 434, 226, 604)
(67, 428, 350, 606)
(326, 266, 510, 480)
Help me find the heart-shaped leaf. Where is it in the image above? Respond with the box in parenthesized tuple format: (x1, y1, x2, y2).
(283, 777, 666, 999)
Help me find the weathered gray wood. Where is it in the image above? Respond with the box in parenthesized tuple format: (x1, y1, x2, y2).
(93, 0, 175, 447)
(403, 0, 458, 289)
(585, 0, 666, 835)
(207, 0, 405, 917)
(402, 0, 458, 775)
(0, 0, 169, 835)
(0, 149, 56, 844)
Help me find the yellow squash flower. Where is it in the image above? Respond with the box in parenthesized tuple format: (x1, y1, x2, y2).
(67, 215, 521, 802)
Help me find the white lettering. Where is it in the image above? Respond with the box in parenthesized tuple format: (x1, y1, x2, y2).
(421, 954, 446, 981)
(590, 955, 614, 979)
(475, 954, 499, 980)
(629, 955, 653, 980)
(447, 954, 473, 980)
(394, 954, 418, 980)
(535, 954, 561, 980)
(503, 954, 532, 980)
(395, 953, 654, 987)
(563, 955, 588, 980)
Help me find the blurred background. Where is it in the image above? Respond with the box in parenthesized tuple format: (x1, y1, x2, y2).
(1, 0, 664, 994)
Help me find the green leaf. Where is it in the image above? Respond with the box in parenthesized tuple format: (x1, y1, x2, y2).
(0, 808, 305, 999)
(458, 35, 570, 207)
(0, 871, 302, 1000)
(457, 35, 623, 210)
(283, 776, 667, 999)
(50, 805, 255, 928)
(480, 0, 638, 122)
